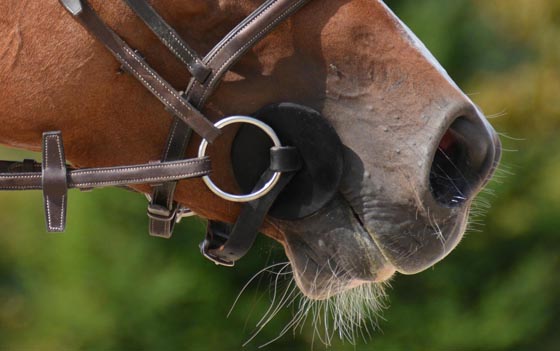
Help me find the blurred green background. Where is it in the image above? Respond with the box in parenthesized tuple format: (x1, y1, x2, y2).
(1, 0, 559, 350)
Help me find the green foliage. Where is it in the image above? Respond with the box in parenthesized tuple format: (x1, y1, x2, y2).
(1, 0, 559, 349)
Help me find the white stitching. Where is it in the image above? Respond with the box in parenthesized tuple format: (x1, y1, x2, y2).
(54, 135, 64, 169)
(71, 158, 208, 176)
(199, 0, 306, 104)
(161, 33, 196, 72)
(45, 195, 52, 229)
(44, 136, 49, 168)
(44, 134, 65, 231)
(205, 0, 278, 64)
(0, 186, 41, 190)
(184, 0, 279, 98)
(45, 194, 65, 231)
(117, 51, 216, 137)
(117, 54, 190, 123)
(122, 47, 194, 112)
(44, 134, 65, 169)
(135, 1, 203, 71)
(168, 30, 198, 63)
(163, 119, 179, 158)
(73, 170, 209, 188)
(0, 174, 41, 179)
(58, 194, 65, 231)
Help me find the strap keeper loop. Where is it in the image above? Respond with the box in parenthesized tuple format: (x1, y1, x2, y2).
(147, 202, 177, 239)
(147, 203, 176, 221)
(41, 131, 68, 233)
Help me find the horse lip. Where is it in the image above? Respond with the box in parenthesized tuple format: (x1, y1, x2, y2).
(358, 201, 469, 275)
(347, 200, 397, 277)
(338, 194, 398, 282)
(276, 195, 397, 299)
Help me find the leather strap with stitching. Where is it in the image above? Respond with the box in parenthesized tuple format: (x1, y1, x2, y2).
(0, 131, 211, 232)
(147, 119, 192, 238)
(148, 0, 311, 238)
(201, 146, 300, 266)
(123, 0, 211, 83)
(0, 156, 211, 191)
(2, 0, 315, 259)
(59, 0, 221, 142)
(42, 132, 68, 232)
(185, 0, 310, 107)
(59, 0, 313, 252)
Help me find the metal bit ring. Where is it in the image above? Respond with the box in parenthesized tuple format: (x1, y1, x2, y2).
(198, 116, 282, 203)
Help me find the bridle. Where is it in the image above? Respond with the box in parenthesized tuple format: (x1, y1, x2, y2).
(0, 0, 344, 266)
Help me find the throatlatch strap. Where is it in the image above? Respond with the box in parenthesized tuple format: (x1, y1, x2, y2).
(42, 132, 68, 232)
(123, 0, 211, 83)
(58, 0, 220, 142)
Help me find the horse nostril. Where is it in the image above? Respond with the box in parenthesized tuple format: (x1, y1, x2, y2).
(429, 114, 497, 207)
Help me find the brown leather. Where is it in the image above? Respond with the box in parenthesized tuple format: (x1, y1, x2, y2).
(0, 155, 211, 191)
(42, 131, 68, 232)
(202, 148, 301, 266)
(2, 0, 313, 242)
(186, 0, 311, 106)
(56, 0, 312, 242)
(147, 119, 192, 238)
(123, 0, 211, 83)
(0, 131, 211, 233)
(149, 0, 311, 238)
(58, 0, 221, 142)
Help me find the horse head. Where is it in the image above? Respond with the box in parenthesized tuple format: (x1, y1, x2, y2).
(0, 0, 500, 301)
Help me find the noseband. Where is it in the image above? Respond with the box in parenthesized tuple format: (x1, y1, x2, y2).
(0, 0, 344, 266)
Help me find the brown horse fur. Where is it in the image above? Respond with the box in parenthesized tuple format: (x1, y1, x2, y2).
(0, 1, 500, 299)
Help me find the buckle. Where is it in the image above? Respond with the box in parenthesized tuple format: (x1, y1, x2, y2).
(175, 206, 196, 223)
(60, 0, 83, 16)
(199, 240, 235, 267)
(147, 203, 177, 222)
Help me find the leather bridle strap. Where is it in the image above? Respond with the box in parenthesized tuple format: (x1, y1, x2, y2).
(122, 0, 211, 83)
(0, 156, 211, 191)
(185, 0, 311, 106)
(202, 146, 301, 266)
(59, 0, 312, 241)
(147, 0, 311, 237)
(0, 131, 211, 232)
(59, 0, 221, 142)
(42, 132, 68, 232)
(59, 0, 221, 237)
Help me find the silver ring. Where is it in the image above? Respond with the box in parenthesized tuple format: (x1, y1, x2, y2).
(198, 116, 282, 203)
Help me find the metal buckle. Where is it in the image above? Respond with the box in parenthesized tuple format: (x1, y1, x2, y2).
(59, 0, 83, 15)
(197, 116, 282, 203)
(146, 203, 177, 222)
(175, 206, 196, 223)
(199, 239, 235, 267)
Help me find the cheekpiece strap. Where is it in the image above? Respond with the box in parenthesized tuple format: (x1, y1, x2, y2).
(58, 0, 221, 141)
(123, 0, 211, 83)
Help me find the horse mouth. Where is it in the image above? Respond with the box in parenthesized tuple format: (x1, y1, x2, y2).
(275, 194, 398, 300)
(274, 147, 476, 301)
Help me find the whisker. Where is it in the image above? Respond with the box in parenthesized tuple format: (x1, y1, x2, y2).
(228, 261, 291, 318)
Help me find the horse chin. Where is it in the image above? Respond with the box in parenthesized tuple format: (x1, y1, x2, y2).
(275, 196, 395, 300)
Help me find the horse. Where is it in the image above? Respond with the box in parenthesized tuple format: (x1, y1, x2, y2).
(0, 0, 500, 305)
